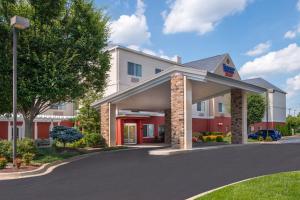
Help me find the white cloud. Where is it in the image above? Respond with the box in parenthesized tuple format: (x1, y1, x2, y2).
(284, 30, 297, 39)
(287, 74, 300, 97)
(245, 41, 271, 56)
(162, 0, 250, 35)
(240, 43, 300, 77)
(297, 0, 300, 11)
(127, 45, 178, 62)
(110, 0, 151, 46)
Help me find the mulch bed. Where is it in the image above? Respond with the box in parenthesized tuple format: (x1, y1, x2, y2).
(0, 163, 41, 173)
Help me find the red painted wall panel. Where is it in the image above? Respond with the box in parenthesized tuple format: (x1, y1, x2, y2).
(0, 121, 8, 140)
(60, 121, 74, 127)
(37, 122, 51, 139)
(251, 122, 286, 132)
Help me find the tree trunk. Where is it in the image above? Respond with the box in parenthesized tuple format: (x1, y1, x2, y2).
(24, 117, 34, 138)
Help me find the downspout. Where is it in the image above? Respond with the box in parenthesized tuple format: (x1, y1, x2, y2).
(266, 91, 269, 135)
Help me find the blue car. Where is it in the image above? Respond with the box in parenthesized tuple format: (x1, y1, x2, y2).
(248, 129, 282, 141)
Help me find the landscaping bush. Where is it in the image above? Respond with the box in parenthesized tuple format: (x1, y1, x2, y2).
(22, 152, 35, 165)
(0, 140, 12, 160)
(204, 136, 213, 142)
(216, 136, 224, 142)
(17, 138, 37, 157)
(0, 157, 8, 169)
(192, 137, 198, 143)
(83, 133, 106, 147)
(50, 126, 83, 147)
(276, 124, 291, 136)
(265, 136, 273, 142)
(210, 132, 223, 136)
(258, 136, 264, 141)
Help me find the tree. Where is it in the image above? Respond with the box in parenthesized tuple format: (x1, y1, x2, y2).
(50, 126, 83, 147)
(0, 0, 110, 137)
(75, 91, 101, 134)
(247, 94, 266, 130)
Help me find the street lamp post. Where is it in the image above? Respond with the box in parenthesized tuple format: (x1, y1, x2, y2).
(10, 16, 30, 167)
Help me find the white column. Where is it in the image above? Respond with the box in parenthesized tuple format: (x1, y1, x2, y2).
(108, 103, 116, 147)
(8, 121, 11, 140)
(34, 122, 38, 139)
(242, 91, 248, 144)
(50, 120, 54, 131)
(184, 76, 193, 149)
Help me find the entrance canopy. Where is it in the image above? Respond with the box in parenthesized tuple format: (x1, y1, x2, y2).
(92, 66, 267, 149)
(92, 66, 267, 111)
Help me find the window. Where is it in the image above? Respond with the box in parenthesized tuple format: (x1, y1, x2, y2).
(158, 125, 165, 137)
(155, 68, 162, 74)
(197, 101, 205, 112)
(143, 124, 154, 138)
(218, 103, 224, 113)
(128, 62, 142, 77)
(50, 103, 66, 110)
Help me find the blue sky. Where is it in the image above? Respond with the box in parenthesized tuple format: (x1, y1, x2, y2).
(95, 0, 300, 114)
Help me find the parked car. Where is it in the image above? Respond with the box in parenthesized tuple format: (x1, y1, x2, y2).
(248, 129, 282, 141)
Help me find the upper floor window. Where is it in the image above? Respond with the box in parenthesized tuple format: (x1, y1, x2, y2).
(197, 101, 205, 112)
(50, 103, 66, 110)
(218, 103, 224, 113)
(155, 68, 162, 74)
(128, 62, 142, 77)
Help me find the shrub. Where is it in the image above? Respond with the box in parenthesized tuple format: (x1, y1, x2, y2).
(216, 136, 224, 142)
(17, 138, 37, 157)
(265, 136, 273, 142)
(83, 133, 106, 147)
(258, 136, 264, 141)
(192, 137, 198, 143)
(50, 126, 83, 147)
(0, 157, 7, 169)
(0, 140, 12, 160)
(211, 132, 223, 136)
(192, 132, 201, 138)
(276, 124, 291, 136)
(204, 136, 213, 142)
(22, 153, 35, 165)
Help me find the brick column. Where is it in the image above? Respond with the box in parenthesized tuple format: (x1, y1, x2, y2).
(164, 109, 171, 144)
(171, 73, 184, 148)
(100, 103, 116, 147)
(231, 89, 247, 144)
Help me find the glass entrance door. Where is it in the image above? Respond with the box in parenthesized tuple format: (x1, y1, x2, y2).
(124, 123, 137, 144)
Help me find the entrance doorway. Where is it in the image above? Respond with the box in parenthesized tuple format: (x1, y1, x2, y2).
(124, 123, 137, 144)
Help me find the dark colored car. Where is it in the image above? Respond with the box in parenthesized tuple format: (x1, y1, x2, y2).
(248, 129, 282, 141)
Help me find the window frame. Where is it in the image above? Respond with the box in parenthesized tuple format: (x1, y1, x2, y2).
(128, 62, 142, 77)
(197, 101, 205, 112)
(143, 124, 154, 138)
(218, 102, 224, 113)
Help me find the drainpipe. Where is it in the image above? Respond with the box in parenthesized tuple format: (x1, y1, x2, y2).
(266, 91, 269, 135)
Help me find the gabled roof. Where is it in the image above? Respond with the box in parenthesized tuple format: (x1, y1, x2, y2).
(183, 54, 228, 72)
(243, 78, 286, 94)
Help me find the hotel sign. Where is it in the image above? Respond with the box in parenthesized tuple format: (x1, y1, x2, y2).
(223, 64, 235, 77)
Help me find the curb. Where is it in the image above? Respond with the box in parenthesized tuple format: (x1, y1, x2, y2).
(0, 147, 133, 181)
(149, 143, 260, 156)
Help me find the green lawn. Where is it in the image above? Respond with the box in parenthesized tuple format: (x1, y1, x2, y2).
(197, 171, 300, 200)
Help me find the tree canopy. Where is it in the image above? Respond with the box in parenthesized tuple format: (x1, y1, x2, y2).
(0, 0, 110, 137)
(247, 94, 266, 127)
(75, 91, 101, 134)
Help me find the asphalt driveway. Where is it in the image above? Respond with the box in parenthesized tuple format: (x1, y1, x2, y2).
(1, 143, 300, 200)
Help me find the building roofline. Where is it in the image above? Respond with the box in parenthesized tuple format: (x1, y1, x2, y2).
(106, 45, 182, 66)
